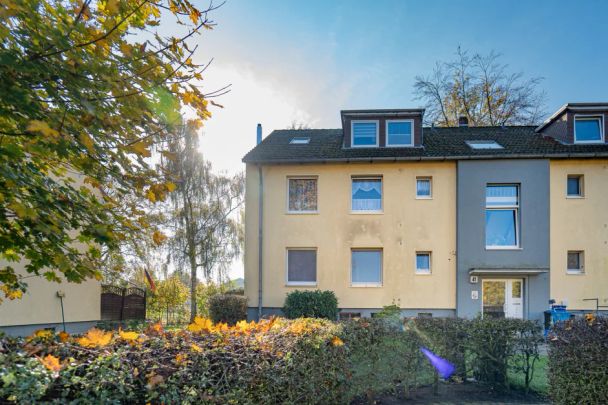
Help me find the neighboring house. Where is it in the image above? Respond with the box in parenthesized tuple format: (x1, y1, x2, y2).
(243, 103, 608, 322)
(0, 265, 101, 336)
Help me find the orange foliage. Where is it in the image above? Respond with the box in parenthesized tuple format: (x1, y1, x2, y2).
(76, 328, 113, 348)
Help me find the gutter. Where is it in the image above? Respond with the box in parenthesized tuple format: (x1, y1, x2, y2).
(243, 151, 608, 165)
(257, 164, 264, 321)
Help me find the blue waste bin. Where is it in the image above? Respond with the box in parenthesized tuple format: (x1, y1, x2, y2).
(551, 304, 571, 323)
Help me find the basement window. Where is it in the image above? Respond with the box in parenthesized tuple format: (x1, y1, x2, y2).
(289, 137, 310, 144)
(466, 140, 504, 150)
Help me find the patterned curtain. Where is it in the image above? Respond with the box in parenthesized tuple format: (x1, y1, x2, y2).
(352, 179, 382, 211)
(289, 179, 317, 211)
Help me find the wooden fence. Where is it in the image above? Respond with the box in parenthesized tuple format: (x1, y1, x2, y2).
(101, 285, 146, 321)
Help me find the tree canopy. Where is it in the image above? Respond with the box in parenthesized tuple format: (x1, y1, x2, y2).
(414, 47, 546, 127)
(0, 0, 223, 299)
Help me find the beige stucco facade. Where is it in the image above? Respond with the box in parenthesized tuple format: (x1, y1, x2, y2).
(550, 159, 608, 310)
(245, 162, 457, 312)
(0, 263, 100, 328)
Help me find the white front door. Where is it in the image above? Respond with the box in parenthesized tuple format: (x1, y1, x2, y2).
(482, 279, 524, 319)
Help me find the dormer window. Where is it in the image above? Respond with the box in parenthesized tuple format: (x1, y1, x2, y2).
(574, 115, 604, 143)
(290, 137, 310, 144)
(386, 120, 413, 147)
(351, 121, 378, 147)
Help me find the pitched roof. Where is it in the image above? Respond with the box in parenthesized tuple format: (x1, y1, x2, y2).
(242, 126, 608, 164)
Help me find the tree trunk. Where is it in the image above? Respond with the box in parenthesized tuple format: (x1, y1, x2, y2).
(188, 242, 198, 322)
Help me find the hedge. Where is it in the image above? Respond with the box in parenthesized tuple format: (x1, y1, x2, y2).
(0, 318, 347, 404)
(548, 315, 608, 405)
(208, 293, 247, 325)
(283, 290, 338, 320)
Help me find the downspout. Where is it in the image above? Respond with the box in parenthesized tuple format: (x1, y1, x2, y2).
(256, 124, 264, 320)
(455, 161, 459, 318)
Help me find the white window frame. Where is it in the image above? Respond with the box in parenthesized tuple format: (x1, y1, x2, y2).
(574, 114, 604, 144)
(415, 251, 432, 275)
(286, 176, 318, 214)
(566, 175, 584, 198)
(566, 250, 585, 275)
(485, 184, 520, 250)
(285, 248, 318, 286)
(385, 119, 414, 147)
(350, 248, 383, 287)
(351, 120, 379, 148)
(416, 177, 433, 199)
(351, 176, 383, 214)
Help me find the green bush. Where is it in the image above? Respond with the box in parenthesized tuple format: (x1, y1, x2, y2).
(548, 316, 608, 405)
(0, 318, 348, 404)
(413, 317, 469, 379)
(208, 294, 247, 325)
(341, 318, 428, 400)
(283, 290, 338, 320)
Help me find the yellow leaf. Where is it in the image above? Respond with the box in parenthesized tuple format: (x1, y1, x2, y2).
(128, 141, 151, 157)
(189, 8, 201, 24)
(175, 353, 187, 365)
(76, 328, 112, 348)
(152, 230, 167, 245)
(79, 133, 95, 152)
(118, 329, 139, 342)
(105, 0, 119, 14)
(39, 354, 62, 372)
(187, 316, 213, 333)
(146, 189, 156, 203)
(119, 43, 132, 57)
(331, 336, 344, 347)
(58, 331, 70, 343)
(165, 182, 177, 192)
(31, 329, 53, 340)
(27, 120, 59, 138)
(190, 343, 202, 352)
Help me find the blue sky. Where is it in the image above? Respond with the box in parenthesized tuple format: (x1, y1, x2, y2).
(186, 0, 608, 278)
(196, 0, 608, 174)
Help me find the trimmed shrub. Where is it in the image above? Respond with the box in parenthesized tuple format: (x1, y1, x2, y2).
(413, 317, 469, 379)
(548, 315, 608, 405)
(208, 294, 247, 325)
(0, 318, 348, 404)
(341, 318, 428, 400)
(283, 290, 338, 320)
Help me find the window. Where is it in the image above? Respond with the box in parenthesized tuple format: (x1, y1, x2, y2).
(567, 175, 584, 197)
(415, 252, 431, 274)
(289, 137, 310, 144)
(416, 177, 432, 199)
(351, 249, 382, 286)
(567, 251, 584, 274)
(574, 116, 604, 143)
(351, 177, 382, 212)
(466, 140, 504, 150)
(351, 121, 378, 147)
(288, 177, 317, 213)
(485, 185, 519, 248)
(286, 249, 317, 285)
(386, 120, 413, 146)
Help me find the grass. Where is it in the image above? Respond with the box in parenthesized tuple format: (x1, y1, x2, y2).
(508, 354, 548, 395)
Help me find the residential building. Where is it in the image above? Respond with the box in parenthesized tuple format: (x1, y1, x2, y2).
(243, 104, 608, 322)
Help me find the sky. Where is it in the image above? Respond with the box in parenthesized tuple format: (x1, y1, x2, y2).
(178, 0, 608, 278)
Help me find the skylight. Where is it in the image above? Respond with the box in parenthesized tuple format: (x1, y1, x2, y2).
(290, 137, 310, 145)
(466, 140, 504, 150)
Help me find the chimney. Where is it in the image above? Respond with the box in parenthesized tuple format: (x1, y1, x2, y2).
(256, 123, 262, 144)
(458, 116, 469, 128)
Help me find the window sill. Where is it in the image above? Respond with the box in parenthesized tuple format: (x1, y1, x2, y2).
(415, 196, 433, 200)
(485, 247, 522, 251)
(286, 211, 319, 215)
(286, 282, 318, 287)
(350, 211, 383, 215)
(566, 271, 585, 275)
(350, 283, 383, 288)
(415, 272, 432, 276)
(566, 196, 585, 199)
